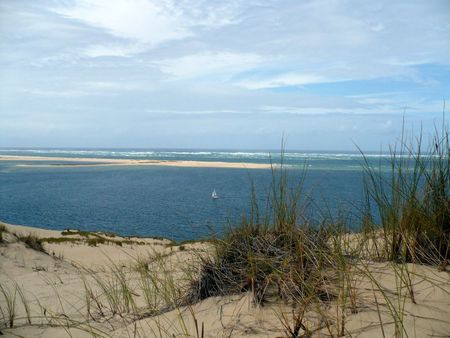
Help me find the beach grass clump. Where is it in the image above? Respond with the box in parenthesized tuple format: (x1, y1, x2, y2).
(0, 224, 6, 243)
(190, 226, 332, 304)
(87, 237, 106, 247)
(0, 282, 31, 329)
(41, 235, 146, 247)
(0, 283, 17, 328)
(62, 229, 117, 239)
(83, 265, 137, 317)
(361, 119, 449, 265)
(188, 162, 335, 307)
(120, 239, 147, 246)
(16, 234, 45, 253)
(41, 237, 80, 244)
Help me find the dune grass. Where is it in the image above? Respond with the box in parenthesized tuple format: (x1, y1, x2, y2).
(16, 234, 45, 253)
(0, 224, 6, 243)
(184, 120, 449, 336)
(360, 120, 449, 265)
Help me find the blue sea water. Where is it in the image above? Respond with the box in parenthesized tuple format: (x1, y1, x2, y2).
(0, 149, 389, 241)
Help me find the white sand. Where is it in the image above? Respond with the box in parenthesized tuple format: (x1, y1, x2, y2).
(0, 155, 271, 169)
(1, 222, 449, 337)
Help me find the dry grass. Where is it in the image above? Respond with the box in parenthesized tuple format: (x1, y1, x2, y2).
(16, 234, 45, 253)
(0, 224, 6, 243)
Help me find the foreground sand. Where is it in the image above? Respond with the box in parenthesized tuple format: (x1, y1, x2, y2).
(1, 222, 449, 337)
(0, 155, 271, 169)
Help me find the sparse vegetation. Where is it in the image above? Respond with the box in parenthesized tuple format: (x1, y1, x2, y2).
(87, 237, 106, 247)
(41, 237, 81, 244)
(16, 234, 45, 253)
(41, 234, 148, 247)
(0, 224, 6, 243)
(61, 229, 92, 237)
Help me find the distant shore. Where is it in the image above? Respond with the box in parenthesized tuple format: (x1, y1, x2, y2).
(0, 155, 271, 169)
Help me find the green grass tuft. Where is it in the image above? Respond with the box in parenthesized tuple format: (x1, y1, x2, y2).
(86, 237, 106, 247)
(360, 117, 449, 265)
(188, 157, 334, 306)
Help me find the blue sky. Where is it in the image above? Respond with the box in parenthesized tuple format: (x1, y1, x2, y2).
(0, 0, 449, 150)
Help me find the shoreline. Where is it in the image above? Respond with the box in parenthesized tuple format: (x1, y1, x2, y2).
(0, 155, 271, 169)
(0, 220, 174, 243)
(0, 219, 212, 246)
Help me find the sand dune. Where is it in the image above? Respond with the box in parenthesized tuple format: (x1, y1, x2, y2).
(1, 222, 449, 337)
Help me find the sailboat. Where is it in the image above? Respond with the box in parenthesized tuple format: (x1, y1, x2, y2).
(211, 189, 219, 199)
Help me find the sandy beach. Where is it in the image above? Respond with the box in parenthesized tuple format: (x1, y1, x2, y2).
(1, 221, 449, 337)
(0, 155, 271, 169)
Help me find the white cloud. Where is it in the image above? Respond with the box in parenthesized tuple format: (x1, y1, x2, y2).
(52, 0, 191, 47)
(237, 73, 335, 89)
(20, 81, 141, 98)
(83, 81, 141, 91)
(83, 43, 146, 58)
(47, 0, 450, 82)
(153, 52, 264, 79)
(50, 0, 249, 56)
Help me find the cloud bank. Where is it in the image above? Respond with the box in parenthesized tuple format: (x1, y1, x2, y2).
(0, 0, 449, 149)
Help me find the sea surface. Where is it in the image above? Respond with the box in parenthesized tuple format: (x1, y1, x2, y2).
(0, 149, 391, 241)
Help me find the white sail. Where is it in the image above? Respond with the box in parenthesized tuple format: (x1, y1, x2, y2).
(212, 189, 219, 199)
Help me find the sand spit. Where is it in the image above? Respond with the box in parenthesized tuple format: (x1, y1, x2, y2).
(1, 222, 449, 337)
(0, 155, 271, 169)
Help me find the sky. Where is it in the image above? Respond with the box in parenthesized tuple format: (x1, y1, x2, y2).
(1, 0, 449, 151)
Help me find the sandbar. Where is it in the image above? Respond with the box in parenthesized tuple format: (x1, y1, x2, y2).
(0, 155, 271, 169)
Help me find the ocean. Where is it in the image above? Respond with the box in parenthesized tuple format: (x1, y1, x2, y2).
(0, 149, 390, 241)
